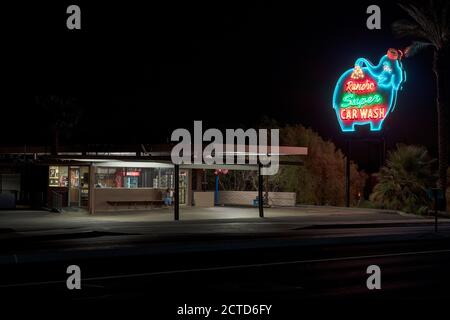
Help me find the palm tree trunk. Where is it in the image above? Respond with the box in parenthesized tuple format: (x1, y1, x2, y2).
(433, 46, 449, 210)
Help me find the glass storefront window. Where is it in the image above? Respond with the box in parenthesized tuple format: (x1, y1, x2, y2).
(49, 166, 69, 187)
(95, 167, 174, 189)
(70, 167, 80, 188)
(80, 167, 90, 207)
(80, 167, 89, 189)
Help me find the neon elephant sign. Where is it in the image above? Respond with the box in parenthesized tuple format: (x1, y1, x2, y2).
(333, 48, 406, 132)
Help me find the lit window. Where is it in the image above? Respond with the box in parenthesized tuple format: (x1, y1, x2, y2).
(49, 166, 69, 187)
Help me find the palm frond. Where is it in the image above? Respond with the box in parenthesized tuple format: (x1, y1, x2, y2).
(399, 2, 441, 47)
(392, 19, 429, 39)
(394, 1, 449, 48)
(439, 0, 450, 42)
(404, 41, 433, 57)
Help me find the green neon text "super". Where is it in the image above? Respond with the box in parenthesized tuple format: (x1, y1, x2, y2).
(340, 93, 383, 108)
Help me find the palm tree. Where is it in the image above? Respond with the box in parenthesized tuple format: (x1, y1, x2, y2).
(370, 144, 436, 214)
(392, 0, 449, 210)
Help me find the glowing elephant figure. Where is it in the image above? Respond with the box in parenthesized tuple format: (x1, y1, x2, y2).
(333, 48, 406, 132)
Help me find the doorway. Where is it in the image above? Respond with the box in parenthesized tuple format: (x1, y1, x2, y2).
(69, 166, 89, 208)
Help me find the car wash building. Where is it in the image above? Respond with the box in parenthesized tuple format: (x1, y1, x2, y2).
(0, 144, 307, 219)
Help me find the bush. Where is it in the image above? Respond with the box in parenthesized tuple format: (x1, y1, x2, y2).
(370, 144, 436, 214)
(277, 125, 366, 206)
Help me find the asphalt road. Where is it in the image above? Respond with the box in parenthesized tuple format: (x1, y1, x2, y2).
(1, 207, 449, 316)
(2, 219, 450, 317)
(2, 218, 450, 262)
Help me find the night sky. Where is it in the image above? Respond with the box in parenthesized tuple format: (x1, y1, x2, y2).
(1, 1, 441, 170)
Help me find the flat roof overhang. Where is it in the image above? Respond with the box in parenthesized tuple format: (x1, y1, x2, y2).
(0, 145, 307, 157)
(3, 144, 307, 168)
(180, 163, 258, 171)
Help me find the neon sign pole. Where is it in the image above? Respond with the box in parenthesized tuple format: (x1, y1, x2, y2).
(332, 48, 406, 206)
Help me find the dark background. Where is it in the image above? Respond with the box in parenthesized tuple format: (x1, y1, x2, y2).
(0, 1, 439, 171)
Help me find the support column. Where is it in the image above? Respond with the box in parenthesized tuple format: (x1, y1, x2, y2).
(88, 164, 96, 214)
(187, 169, 193, 206)
(258, 163, 264, 218)
(215, 175, 219, 206)
(174, 164, 180, 221)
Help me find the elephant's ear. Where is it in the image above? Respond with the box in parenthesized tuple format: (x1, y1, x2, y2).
(393, 71, 405, 91)
(390, 86, 399, 112)
(398, 61, 407, 88)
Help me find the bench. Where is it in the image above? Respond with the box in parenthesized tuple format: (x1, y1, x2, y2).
(107, 200, 164, 209)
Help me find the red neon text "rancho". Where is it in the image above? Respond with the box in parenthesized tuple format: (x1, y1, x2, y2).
(344, 79, 376, 94)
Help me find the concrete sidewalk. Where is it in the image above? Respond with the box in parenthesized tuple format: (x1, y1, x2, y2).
(0, 205, 444, 236)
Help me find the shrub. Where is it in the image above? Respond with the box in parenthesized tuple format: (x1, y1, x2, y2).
(370, 144, 436, 214)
